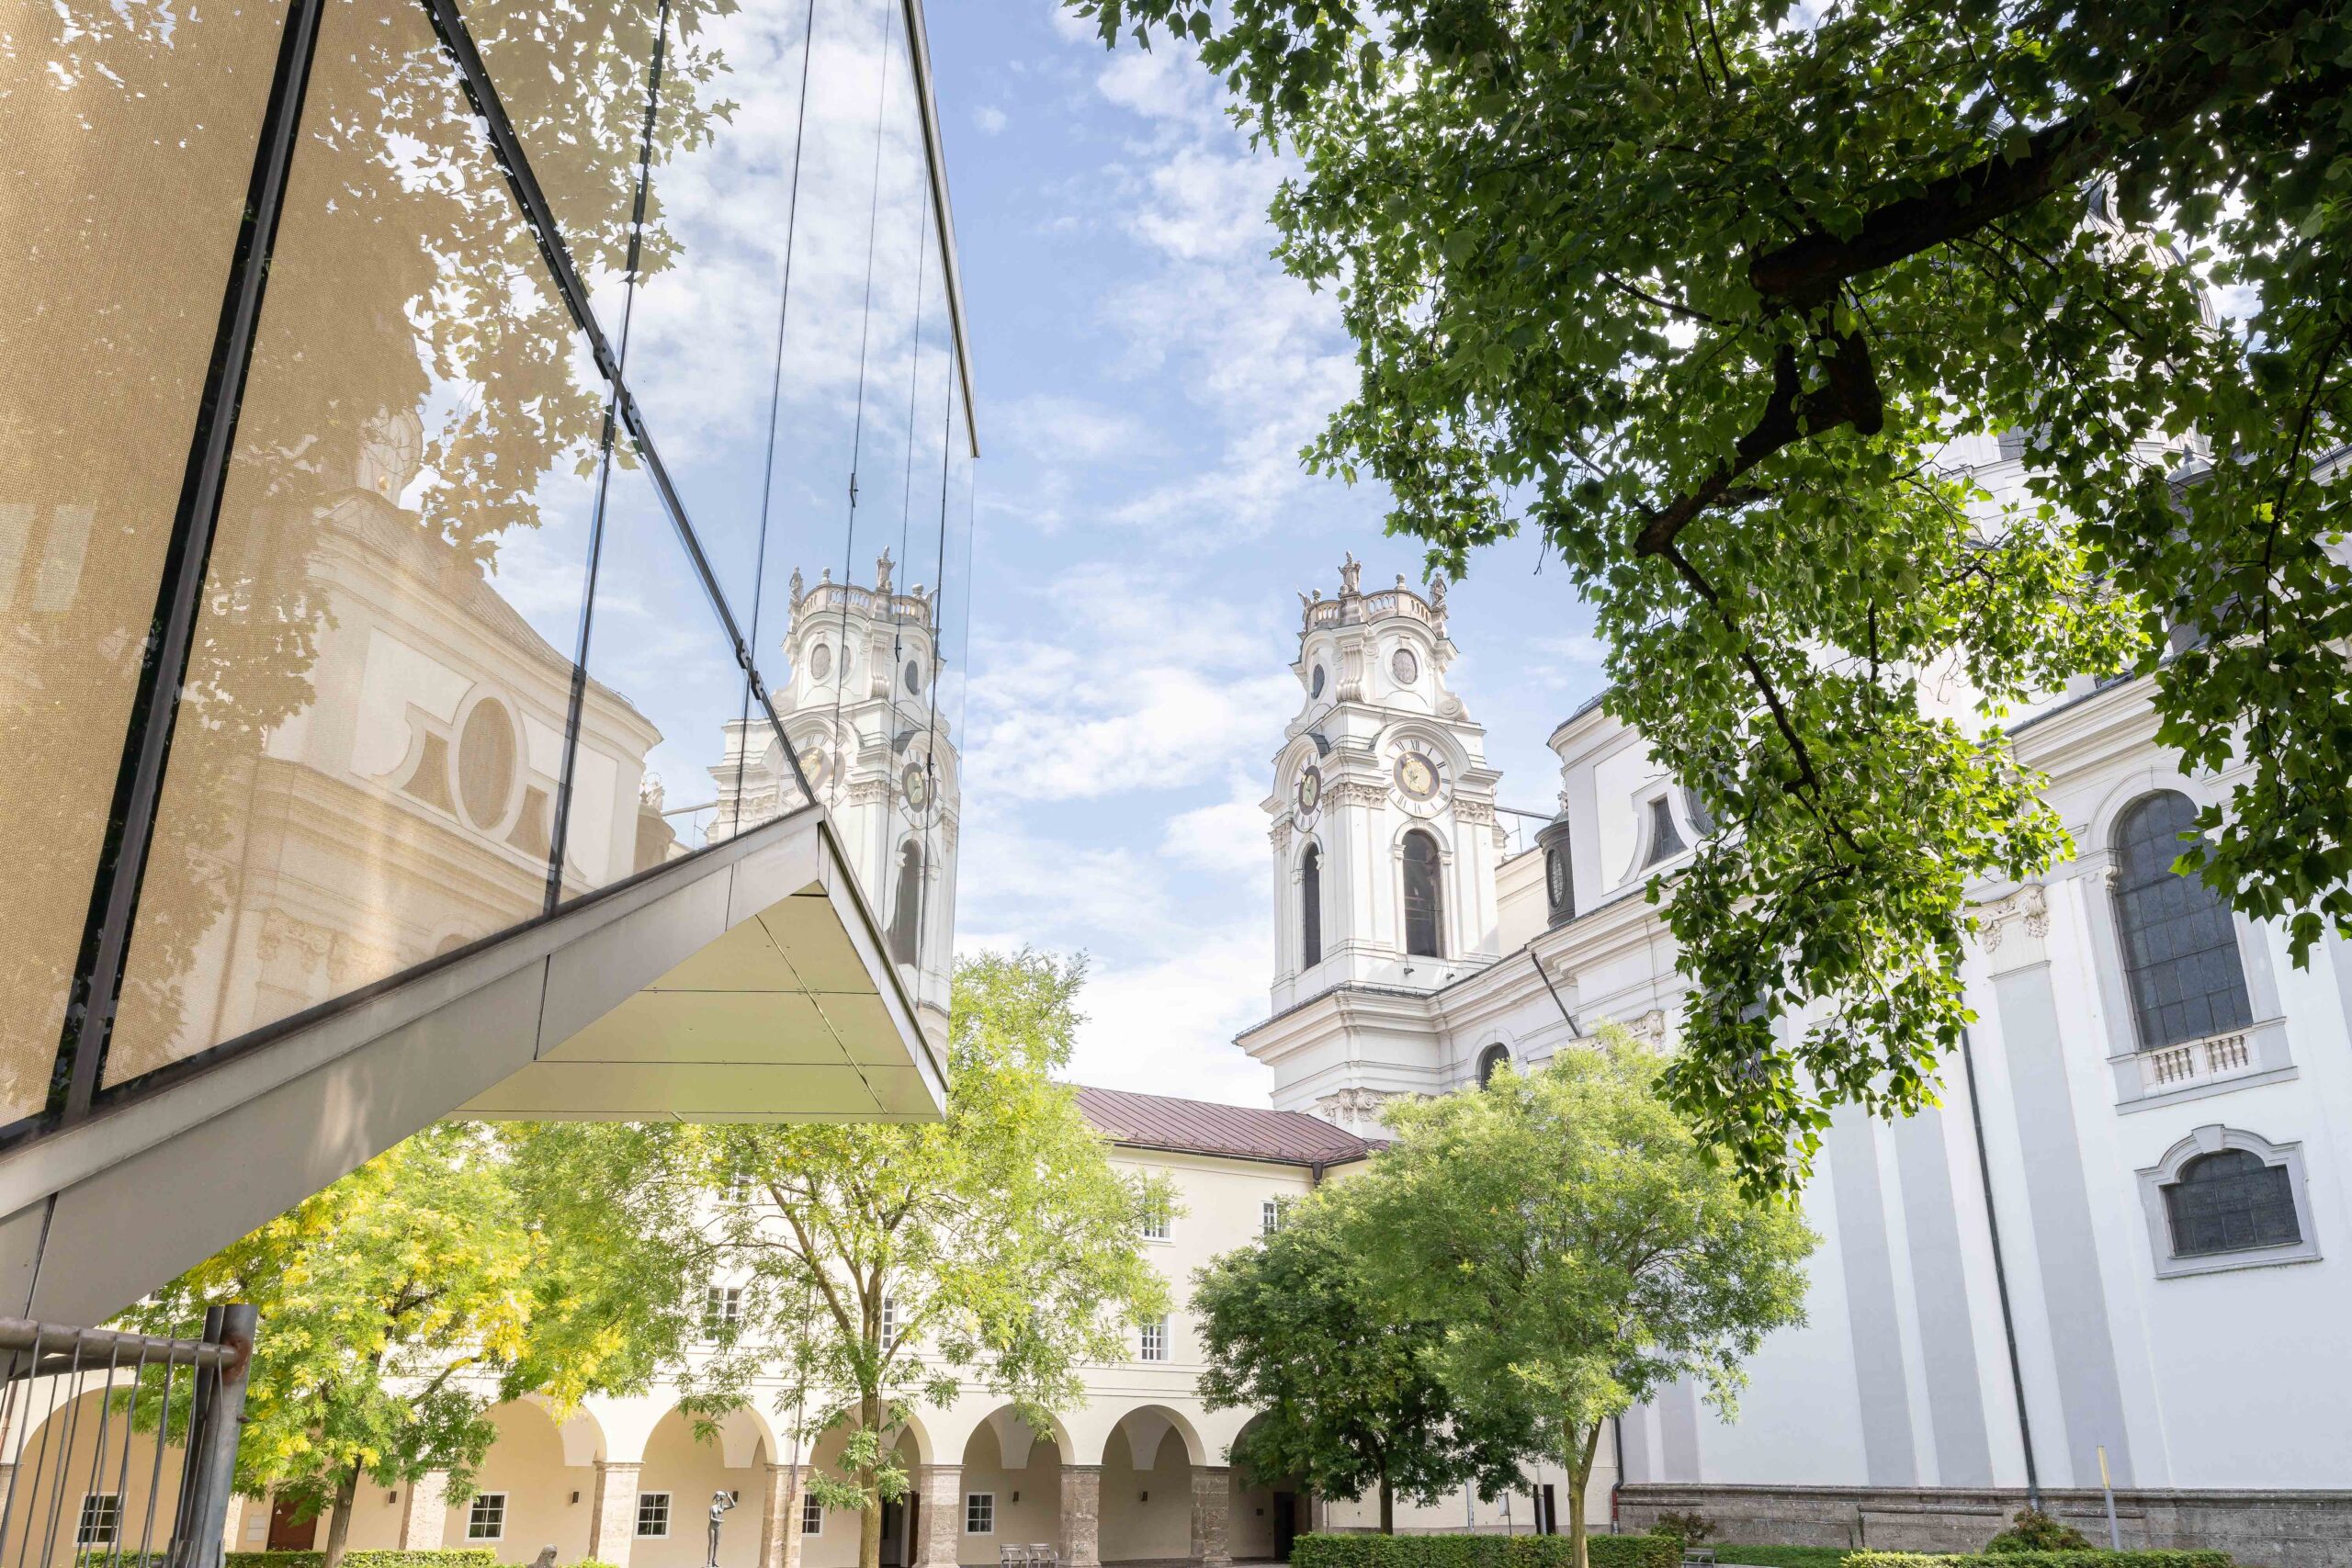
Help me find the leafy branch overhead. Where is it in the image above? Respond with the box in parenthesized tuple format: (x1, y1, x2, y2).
(1072, 0, 2352, 1194)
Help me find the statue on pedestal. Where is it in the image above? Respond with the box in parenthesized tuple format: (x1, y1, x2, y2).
(707, 1489, 739, 1568)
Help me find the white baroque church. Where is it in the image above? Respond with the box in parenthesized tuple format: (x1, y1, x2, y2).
(1240, 505, 2352, 1559)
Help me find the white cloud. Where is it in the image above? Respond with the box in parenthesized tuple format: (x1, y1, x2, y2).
(1002, 393, 1148, 462)
(975, 104, 1008, 134)
(1064, 924, 1278, 1105)
(1159, 776, 1270, 876)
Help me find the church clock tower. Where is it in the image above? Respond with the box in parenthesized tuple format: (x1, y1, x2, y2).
(1265, 555, 1504, 1015)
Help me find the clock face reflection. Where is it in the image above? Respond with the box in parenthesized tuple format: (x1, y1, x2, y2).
(902, 762, 929, 811)
(1395, 752, 1439, 800)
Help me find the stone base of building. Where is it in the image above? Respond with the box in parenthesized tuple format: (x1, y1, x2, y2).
(1618, 1483, 2352, 1566)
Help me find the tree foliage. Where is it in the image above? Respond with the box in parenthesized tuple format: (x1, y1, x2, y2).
(1070, 0, 2352, 1195)
(554, 951, 1170, 1568)
(1192, 1191, 1532, 1533)
(1337, 1032, 1815, 1568)
(116, 1124, 695, 1568)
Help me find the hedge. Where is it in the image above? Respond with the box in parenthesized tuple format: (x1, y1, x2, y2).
(226, 1551, 503, 1568)
(1702, 1549, 1849, 1568)
(1845, 1554, 2233, 1568)
(1293, 1530, 1680, 1568)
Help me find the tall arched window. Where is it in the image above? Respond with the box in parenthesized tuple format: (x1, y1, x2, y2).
(1300, 843, 1323, 970)
(889, 842, 922, 966)
(1476, 1043, 1511, 1088)
(2112, 791, 2252, 1051)
(1402, 829, 1443, 958)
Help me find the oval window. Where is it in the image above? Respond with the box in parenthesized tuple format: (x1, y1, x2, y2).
(904, 657, 925, 694)
(1311, 663, 1327, 698)
(809, 642, 833, 682)
(456, 698, 518, 830)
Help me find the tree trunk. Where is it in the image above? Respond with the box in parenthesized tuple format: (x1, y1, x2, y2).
(322, 1461, 363, 1568)
(1377, 1475, 1394, 1537)
(859, 1391, 884, 1568)
(1565, 1423, 1602, 1568)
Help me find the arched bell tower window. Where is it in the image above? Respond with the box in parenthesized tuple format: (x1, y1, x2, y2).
(889, 842, 922, 966)
(1300, 843, 1323, 970)
(2112, 790, 2252, 1051)
(1476, 1043, 1511, 1088)
(1402, 829, 1443, 958)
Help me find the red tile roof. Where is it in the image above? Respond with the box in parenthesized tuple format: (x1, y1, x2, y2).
(1075, 1086, 1380, 1166)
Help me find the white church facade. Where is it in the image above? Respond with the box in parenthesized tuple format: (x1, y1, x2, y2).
(1241, 514, 2352, 1560)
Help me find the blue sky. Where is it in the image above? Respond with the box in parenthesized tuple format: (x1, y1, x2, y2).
(923, 3, 1608, 1103)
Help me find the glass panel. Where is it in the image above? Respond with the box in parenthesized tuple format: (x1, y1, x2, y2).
(2114, 790, 2253, 1050)
(457, 0, 668, 334)
(107, 0, 605, 1089)
(553, 444, 752, 897)
(0, 0, 289, 1119)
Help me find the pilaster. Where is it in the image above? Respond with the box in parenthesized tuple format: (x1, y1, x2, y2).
(913, 1464, 961, 1568)
(758, 1463, 806, 1568)
(401, 1470, 451, 1550)
(1189, 1466, 1230, 1568)
(1058, 1465, 1102, 1568)
(592, 1459, 644, 1567)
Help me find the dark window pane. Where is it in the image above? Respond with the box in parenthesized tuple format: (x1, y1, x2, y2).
(889, 841, 922, 966)
(2112, 791, 2253, 1052)
(1301, 844, 1321, 969)
(2164, 1149, 2300, 1257)
(0, 0, 288, 1118)
(112, 0, 608, 1088)
(1643, 795, 1687, 866)
(1403, 829, 1443, 958)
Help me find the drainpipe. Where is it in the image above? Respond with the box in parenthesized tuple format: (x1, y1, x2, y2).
(1610, 1416, 1625, 1535)
(1958, 1026, 2042, 1511)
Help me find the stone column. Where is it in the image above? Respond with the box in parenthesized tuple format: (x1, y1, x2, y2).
(913, 1464, 961, 1568)
(401, 1471, 453, 1550)
(591, 1460, 644, 1568)
(1188, 1468, 1230, 1568)
(1057, 1466, 1101, 1568)
(758, 1464, 807, 1568)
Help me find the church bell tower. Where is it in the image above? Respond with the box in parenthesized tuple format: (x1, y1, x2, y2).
(1264, 555, 1503, 1014)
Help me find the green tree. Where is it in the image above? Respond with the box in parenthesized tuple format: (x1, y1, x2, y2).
(1339, 1031, 1815, 1568)
(667, 951, 1170, 1568)
(117, 1123, 696, 1568)
(1193, 1191, 1531, 1533)
(1070, 0, 2352, 1197)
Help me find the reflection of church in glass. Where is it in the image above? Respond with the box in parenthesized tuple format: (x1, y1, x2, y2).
(707, 550, 958, 1051)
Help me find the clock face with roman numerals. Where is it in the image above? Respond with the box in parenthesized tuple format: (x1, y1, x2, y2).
(1387, 740, 1451, 818)
(1295, 764, 1322, 824)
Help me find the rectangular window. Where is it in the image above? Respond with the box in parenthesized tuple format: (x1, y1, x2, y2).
(468, 1494, 507, 1541)
(1140, 1193, 1170, 1242)
(965, 1495, 994, 1535)
(879, 1295, 898, 1353)
(705, 1284, 742, 1333)
(76, 1495, 120, 1549)
(638, 1493, 673, 1538)
(728, 1168, 754, 1204)
(1139, 1316, 1169, 1362)
(1261, 1199, 1281, 1236)
(801, 1494, 824, 1536)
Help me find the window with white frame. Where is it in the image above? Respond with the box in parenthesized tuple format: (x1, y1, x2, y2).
(705, 1284, 741, 1334)
(801, 1495, 824, 1536)
(1261, 1199, 1282, 1236)
(965, 1494, 994, 1535)
(1139, 1316, 1169, 1361)
(1139, 1191, 1170, 1242)
(727, 1166, 754, 1204)
(2136, 1124, 2322, 1279)
(2111, 790, 2255, 1052)
(467, 1494, 506, 1540)
(879, 1295, 899, 1353)
(638, 1493, 673, 1538)
(76, 1495, 119, 1548)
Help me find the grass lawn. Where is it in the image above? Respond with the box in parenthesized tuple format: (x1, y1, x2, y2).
(1710, 1547, 1859, 1568)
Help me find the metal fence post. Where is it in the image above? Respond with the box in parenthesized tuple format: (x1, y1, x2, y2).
(176, 1306, 254, 1568)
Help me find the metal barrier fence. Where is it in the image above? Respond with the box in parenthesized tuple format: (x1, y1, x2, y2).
(0, 1308, 254, 1568)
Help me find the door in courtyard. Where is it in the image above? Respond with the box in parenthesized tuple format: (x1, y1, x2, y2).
(1272, 1494, 1296, 1562)
(267, 1497, 318, 1551)
(879, 1495, 914, 1568)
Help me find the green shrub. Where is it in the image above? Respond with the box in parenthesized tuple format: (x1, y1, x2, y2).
(226, 1551, 501, 1568)
(1845, 1552, 2233, 1568)
(1652, 1512, 1715, 1547)
(1706, 1548, 1849, 1568)
(1984, 1510, 2095, 1552)
(1293, 1529, 1679, 1568)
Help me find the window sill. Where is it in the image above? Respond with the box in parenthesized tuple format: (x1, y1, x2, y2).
(2109, 1017, 2291, 1111)
(2153, 1241, 2324, 1280)
(2116, 1064, 2298, 1114)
